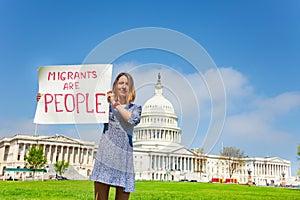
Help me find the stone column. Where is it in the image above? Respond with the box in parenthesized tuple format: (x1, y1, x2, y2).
(163, 156, 166, 170)
(259, 163, 262, 176)
(90, 148, 94, 164)
(71, 146, 74, 163)
(79, 147, 83, 165)
(153, 154, 156, 170)
(160, 155, 162, 169)
(169, 156, 172, 170)
(61, 146, 65, 161)
(152, 155, 155, 170)
(48, 145, 52, 163)
(166, 156, 169, 169)
(279, 165, 282, 175)
(58, 146, 63, 161)
(44, 145, 49, 162)
(255, 163, 258, 176)
(20, 143, 26, 161)
(53, 145, 57, 163)
(174, 156, 177, 170)
(65, 146, 70, 162)
(75, 147, 79, 164)
(150, 154, 153, 170)
(86, 149, 90, 165)
(84, 148, 88, 164)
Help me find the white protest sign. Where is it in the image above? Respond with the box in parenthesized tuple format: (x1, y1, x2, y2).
(34, 64, 112, 124)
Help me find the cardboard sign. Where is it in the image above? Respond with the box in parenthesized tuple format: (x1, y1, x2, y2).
(34, 64, 112, 124)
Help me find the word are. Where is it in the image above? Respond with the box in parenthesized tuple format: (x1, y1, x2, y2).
(63, 82, 79, 90)
(43, 93, 106, 114)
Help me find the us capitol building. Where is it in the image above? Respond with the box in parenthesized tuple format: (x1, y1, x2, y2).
(0, 74, 292, 185)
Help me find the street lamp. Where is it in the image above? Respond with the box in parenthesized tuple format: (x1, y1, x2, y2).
(247, 169, 252, 186)
(281, 171, 286, 187)
(247, 169, 252, 176)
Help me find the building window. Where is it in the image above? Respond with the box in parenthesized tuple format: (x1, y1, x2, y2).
(4, 146, 9, 161)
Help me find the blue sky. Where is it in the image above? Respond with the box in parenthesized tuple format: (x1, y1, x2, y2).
(0, 0, 299, 175)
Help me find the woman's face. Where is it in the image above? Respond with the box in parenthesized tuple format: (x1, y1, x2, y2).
(116, 75, 129, 99)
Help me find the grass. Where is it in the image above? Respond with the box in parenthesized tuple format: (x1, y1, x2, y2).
(0, 180, 299, 200)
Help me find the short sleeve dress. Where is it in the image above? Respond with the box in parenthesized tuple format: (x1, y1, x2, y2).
(90, 103, 142, 192)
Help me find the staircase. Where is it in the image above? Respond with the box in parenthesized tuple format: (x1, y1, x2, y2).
(43, 164, 88, 180)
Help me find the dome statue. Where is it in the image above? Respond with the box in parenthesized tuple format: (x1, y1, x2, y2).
(142, 73, 176, 117)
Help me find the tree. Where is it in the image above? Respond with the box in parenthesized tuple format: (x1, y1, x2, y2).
(220, 146, 245, 180)
(24, 146, 47, 179)
(193, 147, 205, 155)
(54, 160, 70, 177)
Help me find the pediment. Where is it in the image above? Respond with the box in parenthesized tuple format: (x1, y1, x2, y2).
(268, 157, 289, 163)
(41, 134, 80, 144)
(170, 146, 195, 156)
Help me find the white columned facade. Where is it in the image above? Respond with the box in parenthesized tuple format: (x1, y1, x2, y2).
(0, 134, 97, 179)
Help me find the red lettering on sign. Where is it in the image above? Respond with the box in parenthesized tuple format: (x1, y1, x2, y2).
(54, 94, 63, 112)
(62, 82, 80, 90)
(95, 93, 105, 113)
(44, 94, 53, 113)
(76, 93, 85, 113)
(64, 94, 75, 112)
(43, 93, 106, 114)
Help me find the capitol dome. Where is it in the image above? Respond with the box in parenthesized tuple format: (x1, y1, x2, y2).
(134, 73, 181, 146)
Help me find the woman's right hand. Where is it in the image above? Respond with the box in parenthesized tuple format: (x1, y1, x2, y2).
(107, 90, 116, 104)
(36, 93, 42, 102)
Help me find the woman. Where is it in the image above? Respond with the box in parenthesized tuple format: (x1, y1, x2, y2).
(37, 72, 141, 199)
(90, 72, 142, 200)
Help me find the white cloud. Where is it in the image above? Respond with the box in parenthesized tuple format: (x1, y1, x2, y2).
(257, 92, 300, 117)
(218, 67, 253, 99)
(223, 91, 300, 141)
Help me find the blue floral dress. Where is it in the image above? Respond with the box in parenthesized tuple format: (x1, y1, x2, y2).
(90, 103, 142, 192)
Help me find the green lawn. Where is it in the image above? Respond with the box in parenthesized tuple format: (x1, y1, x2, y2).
(0, 180, 299, 200)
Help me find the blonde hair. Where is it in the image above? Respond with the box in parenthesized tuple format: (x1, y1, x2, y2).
(112, 72, 136, 104)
